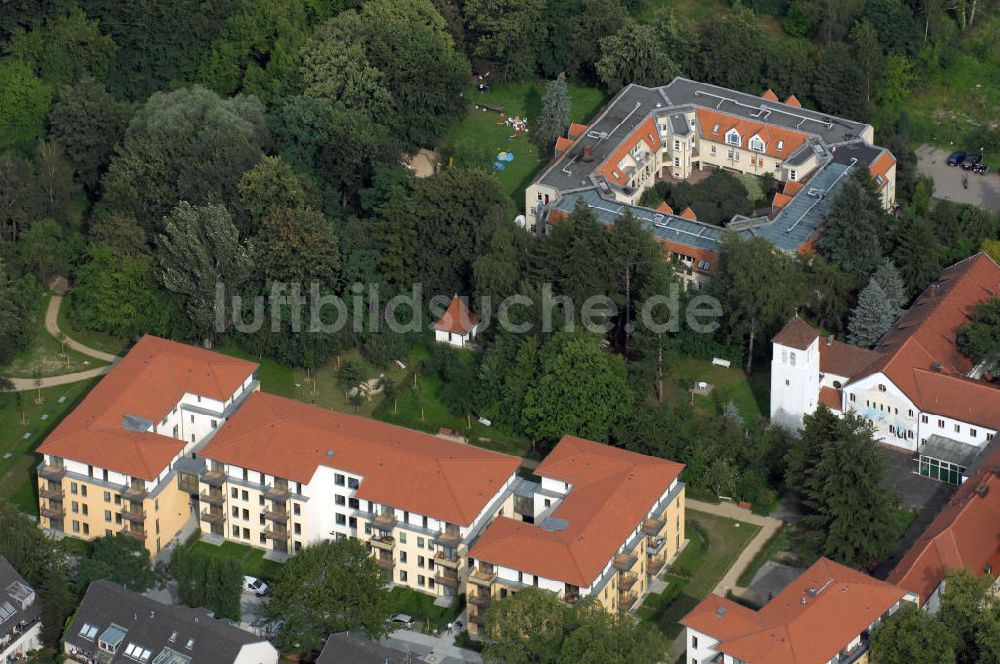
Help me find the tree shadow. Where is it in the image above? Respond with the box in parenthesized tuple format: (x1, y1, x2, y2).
(523, 85, 543, 123)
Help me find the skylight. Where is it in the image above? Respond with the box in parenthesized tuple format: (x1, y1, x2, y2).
(79, 623, 99, 640)
(0, 602, 15, 623)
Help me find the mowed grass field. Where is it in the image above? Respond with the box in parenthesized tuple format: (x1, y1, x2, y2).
(439, 81, 607, 209)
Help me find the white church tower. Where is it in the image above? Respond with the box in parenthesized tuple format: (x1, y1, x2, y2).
(769, 316, 822, 429)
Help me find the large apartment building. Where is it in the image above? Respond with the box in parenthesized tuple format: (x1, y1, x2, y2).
(770, 253, 1000, 485)
(527, 78, 896, 288)
(196, 392, 521, 599)
(36, 336, 259, 554)
(464, 436, 686, 634)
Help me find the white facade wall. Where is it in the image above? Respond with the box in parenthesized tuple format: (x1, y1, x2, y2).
(494, 564, 564, 594)
(233, 640, 279, 664)
(769, 338, 821, 429)
(685, 628, 722, 664)
(0, 622, 42, 662)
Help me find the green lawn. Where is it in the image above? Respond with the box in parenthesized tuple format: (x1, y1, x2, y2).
(0, 379, 98, 514)
(213, 342, 296, 399)
(387, 587, 458, 635)
(662, 355, 769, 421)
(2, 293, 108, 378)
(638, 510, 760, 639)
(187, 538, 285, 582)
(440, 81, 607, 209)
(58, 294, 130, 356)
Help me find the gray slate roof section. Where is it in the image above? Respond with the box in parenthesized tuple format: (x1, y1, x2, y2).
(670, 113, 690, 136)
(661, 77, 869, 145)
(65, 581, 267, 664)
(317, 632, 410, 664)
(0, 556, 41, 628)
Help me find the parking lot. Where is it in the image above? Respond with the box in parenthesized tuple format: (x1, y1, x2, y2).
(916, 145, 1000, 211)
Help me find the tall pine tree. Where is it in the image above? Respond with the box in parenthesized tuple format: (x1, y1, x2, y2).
(848, 278, 895, 347)
(533, 75, 571, 154)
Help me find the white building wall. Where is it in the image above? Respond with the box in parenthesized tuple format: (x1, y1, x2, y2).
(769, 337, 821, 429)
(685, 627, 721, 664)
(233, 640, 279, 664)
(0, 622, 42, 662)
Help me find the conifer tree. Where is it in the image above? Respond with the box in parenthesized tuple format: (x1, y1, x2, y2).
(873, 257, 906, 316)
(534, 75, 571, 154)
(848, 278, 895, 348)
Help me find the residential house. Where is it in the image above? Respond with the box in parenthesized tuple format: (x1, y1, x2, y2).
(770, 253, 1000, 484)
(36, 335, 259, 554)
(64, 581, 277, 664)
(682, 557, 906, 664)
(888, 444, 1000, 612)
(464, 436, 686, 634)
(527, 78, 896, 288)
(197, 391, 521, 599)
(316, 632, 410, 664)
(433, 296, 480, 349)
(0, 556, 42, 663)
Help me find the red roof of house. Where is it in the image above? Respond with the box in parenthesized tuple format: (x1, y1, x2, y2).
(818, 336, 881, 378)
(567, 123, 588, 140)
(782, 181, 804, 196)
(761, 89, 779, 101)
(683, 558, 905, 664)
(784, 95, 801, 108)
(772, 192, 792, 209)
(888, 446, 1000, 603)
(695, 108, 809, 160)
(468, 436, 683, 587)
(201, 392, 521, 525)
(680, 207, 698, 220)
(869, 150, 896, 189)
(433, 296, 480, 335)
(819, 386, 842, 410)
(656, 201, 674, 214)
(772, 316, 820, 351)
(659, 241, 717, 274)
(554, 137, 574, 154)
(596, 116, 662, 187)
(38, 336, 258, 480)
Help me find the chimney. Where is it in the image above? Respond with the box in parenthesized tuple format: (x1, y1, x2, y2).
(932, 361, 942, 372)
(800, 597, 807, 605)
(827, 335, 834, 347)
(931, 283, 940, 296)
(150, 610, 155, 619)
(581, 145, 594, 162)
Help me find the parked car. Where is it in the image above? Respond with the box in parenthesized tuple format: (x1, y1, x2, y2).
(389, 614, 414, 629)
(947, 150, 967, 166)
(243, 576, 268, 596)
(961, 153, 983, 170)
(973, 162, 989, 175)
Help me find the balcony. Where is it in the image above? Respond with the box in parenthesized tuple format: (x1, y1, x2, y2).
(39, 504, 65, 520)
(434, 551, 460, 569)
(264, 509, 288, 523)
(200, 510, 225, 524)
(435, 570, 460, 588)
(121, 507, 146, 523)
(613, 553, 638, 572)
(619, 573, 638, 592)
(124, 485, 148, 501)
(469, 593, 492, 608)
(373, 512, 396, 531)
(199, 490, 225, 506)
(620, 591, 639, 611)
(369, 535, 395, 551)
(434, 529, 461, 547)
(124, 528, 146, 541)
(38, 485, 64, 500)
(469, 569, 496, 587)
(641, 517, 665, 536)
(38, 465, 66, 481)
(647, 537, 666, 556)
(264, 527, 289, 541)
(648, 557, 666, 575)
(376, 556, 395, 571)
(264, 484, 290, 502)
(201, 471, 226, 487)
(561, 592, 581, 605)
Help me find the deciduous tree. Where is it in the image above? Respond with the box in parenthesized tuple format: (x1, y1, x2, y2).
(871, 603, 957, 664)
(596, 23, 678, 92)
(76, 533, 158, 592)
(0, 60, 51, 152)
(957, 297, 1000, 376)
(6, 5, 116, 86)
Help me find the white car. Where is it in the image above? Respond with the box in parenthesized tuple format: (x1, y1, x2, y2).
(243, 576, 268, 596)
(389, 614, 414, 629)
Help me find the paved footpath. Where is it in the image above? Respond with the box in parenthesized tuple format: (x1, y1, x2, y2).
(8, 294, 121, 392)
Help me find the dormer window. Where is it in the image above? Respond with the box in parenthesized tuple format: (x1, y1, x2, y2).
(777, 140, 784, 151)
(712, 123, 720, 134)
(725, 129, 741, 146)
(748, 135, 765, 153)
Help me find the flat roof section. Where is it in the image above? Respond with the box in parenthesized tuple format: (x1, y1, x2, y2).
(920, 434, 982, 469)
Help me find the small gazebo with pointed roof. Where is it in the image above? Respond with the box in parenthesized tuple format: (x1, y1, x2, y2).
(433, 295, 480, 348)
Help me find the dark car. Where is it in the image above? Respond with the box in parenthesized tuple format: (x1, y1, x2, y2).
(961, 154, 983, 170)
(947, 150, 967, 166)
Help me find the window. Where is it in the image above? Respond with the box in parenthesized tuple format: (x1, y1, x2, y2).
(260, 534, 266, 545)
(72, 520, 80, 533)
(748, 136, 765, 152)
(692, 636, 698, 648)
(727, 149, 734, 160)
(674, 140, 680, 150)
(417, 537, 424, 548)
(955, 424, 961, 433)
(418, 575, 425, 587)
(418, 555, 425, 568)
(921, 415, 929, 424)
(241, 490, 248, 501)
(781, 349, 787, 363)
(231, 488, 238, 498)
(674, 157, 680, 167)
(232, 525, 240, 537)
(399, 570, 407, 582)
(335, 473, 345, 486)
(849, 393, 856, 402)
(336, 513, 346, 526)
(210, 420, 217, 429)
(231, 506, 239, 517)
(710, 145, 717, 155)
(104, 491, 110, 502)
(972, 429, 978, 438)
(733, 151, 740, 161)
(71, 483, 78, 495)
(294, 503, 301, 515)
(83, 523, 90, 535)
(789, 170, 797, 181)
(259, 515, 265, 526)
(400, 551, 407, 563)
(82, 504, 88, 516)
(242, 508, 249, 520)
(790, 352, 796, 367)
(72, 501, 79, 513)
(294, 523, 301, 534)
(878, 384, 886, 392)
(81, 485, 87, 497)
(335, 495, 345, 506)
(908, 409, 914, 417)
(938, 419, 945, 428)
(989, 433, 996, 441)
(399, 532, 407, 544)
(190, 415, 194, 423)
(725, 130, 740, 146)
(348, 478, 359, 489)
(259, 495, 264, 506)
(105, 510, 112, 522)
(785, 379, 790, 386)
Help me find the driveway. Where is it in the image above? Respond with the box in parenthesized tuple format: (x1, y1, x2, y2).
(916, 145, 1000, 211)
(143, 581, 269, 628)
(380, 608, 482, 664)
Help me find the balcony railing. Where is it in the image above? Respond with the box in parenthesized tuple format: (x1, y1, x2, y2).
(613, 553, 638, 571)
(264, 509, 288, 523)
(648, 557, 666, 575)
(619, 573, 638, 592)
(199, 490, 225, 506)
(435, 570, 460, 588)
(434, 530, 461, 547)
(376, 556, 395, 571)
(39, 504, 65, 519)
(38, 465, 66, 481)
(562, 592, 581, 604)
(620, 591, 639, 610)
(124, 528, 146, 541)
(201, 471, 226, 487)
(434, 551, 460, 569)
(469, 569, 496, 587)
(264, 485, 290, 502)
(124, 485, 148, 501)
(264, 527, 289, 541)
(647, 538, 666, 556)
(369, 535, 395, 551)
(373, 512, 397, 531)
(469, 593, 491, 608)
(641, 517, 665, 536)
(121, 507, 146, 523)
(38, 485, 64, 500)
(200, 510, 225, 524)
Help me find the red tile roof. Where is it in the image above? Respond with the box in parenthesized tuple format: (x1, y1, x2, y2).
(201, 392, 520, 525)
(38, 336, 258, 480)
(695, 108, 809, 160)
(567, 123, 588, 140)
(772, 316, 820, 351)
(784, 95, 801, 108)
(772, 192, 792, 209)
(596, 116, 661, 187)
(468, 436, 683, 587)
(761, 89, 779, 101)
(554, 137, 574, 154)
(656, 201, 674, 214)
(869, 150, 896, 189)
(850, 253, 1000, 429)
(782, 181, 804, 196)
(888, 446, 1000, 603)
(683, 558, 905, 664)
(818, 337, 881, 378)
(680, 207, 697, 220)
(819, 386, 842, 410)
(433, 296, 480, 335)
